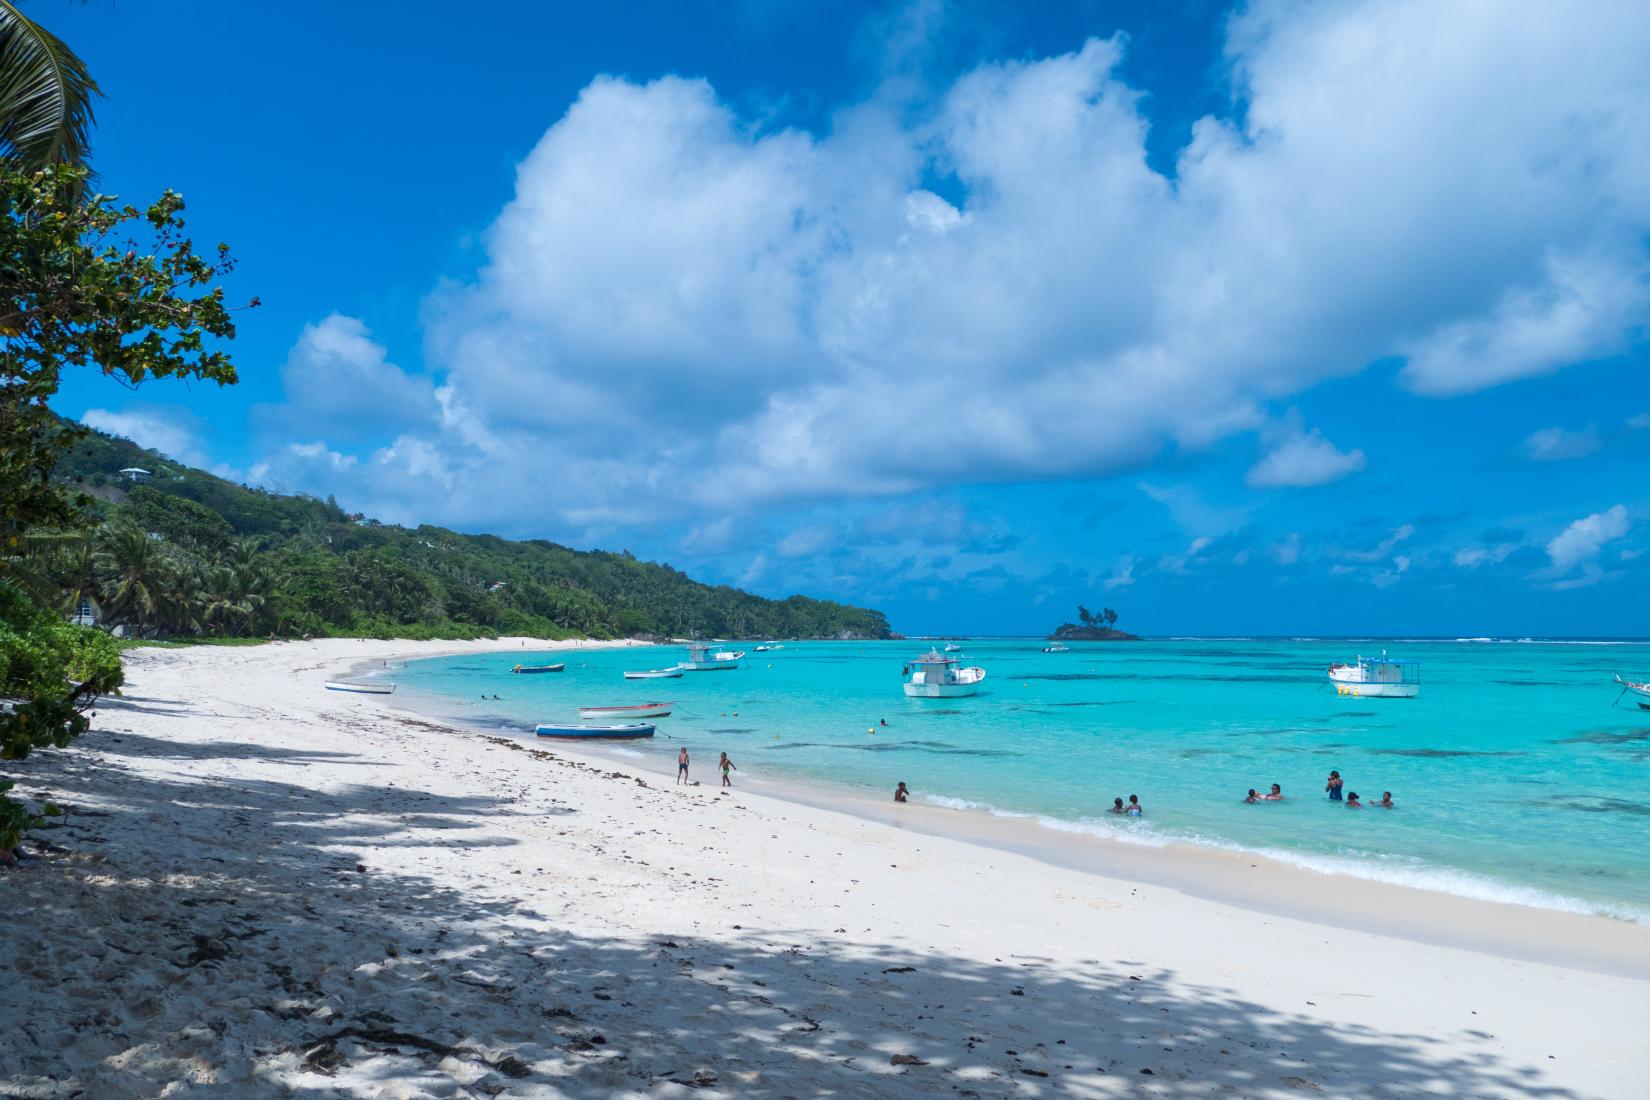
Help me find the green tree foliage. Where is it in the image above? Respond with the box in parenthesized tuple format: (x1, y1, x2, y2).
(0, 579, 122, 850)
(15, 422, 895, 645)
(0, 2, 100, 173)
(1, 164, 244, 542)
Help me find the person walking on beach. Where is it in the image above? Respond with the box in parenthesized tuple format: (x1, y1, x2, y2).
(677, 746, 690, 785)
(719, 751, 737, 788)
(1125, 794, 1142, 816)
(1326, 770, 1344, 801)
(895, 782, 909, 803)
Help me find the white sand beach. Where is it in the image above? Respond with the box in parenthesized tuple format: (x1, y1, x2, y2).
(4, 638, 1648, 1098)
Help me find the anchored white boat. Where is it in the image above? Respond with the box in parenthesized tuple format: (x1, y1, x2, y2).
(577, 702, 673, 720)
(1614, 675, 1650, 711)
(754, 643, 785, 652)
(535, 722, 655, 740)
(324, 680, 395, 695)
(942, 642, 964, 652)
(1042, 643, 1070, 653)
(902, 650, 987, 698)
(678, 643, 743, 671)
(1328, 653, 1420, 699)
(623, 668, 683, 680)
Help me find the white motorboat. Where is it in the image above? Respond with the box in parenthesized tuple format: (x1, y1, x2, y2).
(1042, 643, 1070, 653)
(324, 680, 395, 694)
(577, 702, 673, 720)
(678, 643, 743, 671)
(535, 722, 655, 740)
(754, 643, 785, 652)
(1328, 653, 1420, 698)
(942, 642, 963, 652)
(902, 650, 986, 698)
(1615, 675, 1650, 711)
(624, 668, 684, 680)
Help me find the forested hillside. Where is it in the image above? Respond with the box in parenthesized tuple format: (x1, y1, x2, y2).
(28, 423, 892, 641)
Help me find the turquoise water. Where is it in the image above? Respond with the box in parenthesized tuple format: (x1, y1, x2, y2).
(391, 639, 1650, 922)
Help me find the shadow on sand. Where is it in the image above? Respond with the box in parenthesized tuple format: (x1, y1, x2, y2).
(1, 729, 1580, 1099)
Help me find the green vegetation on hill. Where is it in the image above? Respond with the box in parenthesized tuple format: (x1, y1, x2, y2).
(34, 422, 892, 643)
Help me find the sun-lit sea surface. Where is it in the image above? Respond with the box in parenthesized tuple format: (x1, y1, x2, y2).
(387, 638, 1650, 923)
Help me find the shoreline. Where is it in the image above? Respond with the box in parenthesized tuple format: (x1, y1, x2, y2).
(5, 637, 1646, 1097)
(384, 656, 1650, 979)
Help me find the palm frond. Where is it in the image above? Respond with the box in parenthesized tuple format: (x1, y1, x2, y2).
(0, 0, 100, 171)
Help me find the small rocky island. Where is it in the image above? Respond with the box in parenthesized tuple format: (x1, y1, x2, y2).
(1049, 605, 1138, 641)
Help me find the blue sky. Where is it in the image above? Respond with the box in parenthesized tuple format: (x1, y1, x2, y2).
(46, 0, 1650, 636)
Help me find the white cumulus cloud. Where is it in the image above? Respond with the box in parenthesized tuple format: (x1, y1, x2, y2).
(1545, 504, 1630, 585)
(246, 1, 1650, 534)
(1523, 425, 1602, 462)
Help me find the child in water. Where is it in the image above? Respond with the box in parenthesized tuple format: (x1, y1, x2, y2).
(719, 751, 737, 788)
(1346, 791, 1363, 808)
(894, 781, 909, 803)
(1243, 788, 1260, 803)
(1108, 798, 1126, 814)
(1125, 795, 1142, 816)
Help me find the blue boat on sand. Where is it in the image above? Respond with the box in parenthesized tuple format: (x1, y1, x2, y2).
(535, 722, 655, 740)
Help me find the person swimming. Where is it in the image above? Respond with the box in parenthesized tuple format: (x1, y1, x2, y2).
(1263, 783, 1284, 800)
(1108, 797, 1126, 814)
(1373, 791, 1394, 808)
(894, 781, 909, 803)
(1243, 788, 1261, 803)
(1125, 794, 1142, 816)
(1346, 791, 1363, 808)
(1326, 770, 1344, 800)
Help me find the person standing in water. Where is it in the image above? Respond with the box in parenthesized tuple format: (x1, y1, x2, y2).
(719, 751, 737, 788)
(1125, 794, 1143, 816)
(1346, 791, 1364, 808)
(677, 747, 690, 785)
(894, 782, 909, 803)
(1326, 770, 1344, 801)
(1108, 798, 1126, 814)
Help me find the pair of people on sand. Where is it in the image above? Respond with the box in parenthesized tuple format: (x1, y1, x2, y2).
(676, 747, 736, 787)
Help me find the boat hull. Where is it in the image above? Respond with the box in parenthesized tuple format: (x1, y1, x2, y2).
(324, 681, 394, 695)
(577, 704, 672, 720)
(678, 661, 740, 671)
(1330, 680, 1419, 699)
(512, 664, 565, 674)
(903, 681, 981, 698)
(624, 669, 683, 679)
(535, 723, 655, 740)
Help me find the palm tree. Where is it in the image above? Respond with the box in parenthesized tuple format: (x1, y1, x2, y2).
(0, 2, 100, 171)
(94, 524, 165, 636)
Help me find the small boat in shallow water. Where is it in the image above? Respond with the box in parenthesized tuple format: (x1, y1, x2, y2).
(512, 663, 565, 674)
(678, 643, 743, 671)
(577, 702, 673, 720)
(1328, 653, 1420, 698)
(1042, 643, 1070, 653)
(902, 651, 987, 698)
(535, 722, 655, 740)
(324, 680, 395, 694)
(1614, 675, 1650, 710)
(624, 668, 683, 680)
